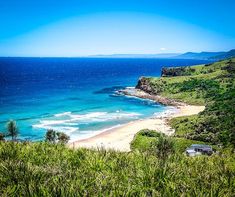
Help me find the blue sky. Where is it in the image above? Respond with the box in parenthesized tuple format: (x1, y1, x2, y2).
(0, 0, 234, 56)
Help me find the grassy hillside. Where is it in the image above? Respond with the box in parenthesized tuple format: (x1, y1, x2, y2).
(136, 58, 235, 146)
(210, 49, 235, 60)
(0, 141, 235, 196)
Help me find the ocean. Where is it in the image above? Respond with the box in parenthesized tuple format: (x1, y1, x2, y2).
(0, 57, 211, 141)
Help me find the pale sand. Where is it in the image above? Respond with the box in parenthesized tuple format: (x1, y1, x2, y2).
(68, 105, 205, 152)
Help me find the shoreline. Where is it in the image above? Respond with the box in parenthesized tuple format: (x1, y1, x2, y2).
(68, 89, 205, 151)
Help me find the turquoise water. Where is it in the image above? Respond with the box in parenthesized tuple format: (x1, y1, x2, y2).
(0, 58, 211, 141)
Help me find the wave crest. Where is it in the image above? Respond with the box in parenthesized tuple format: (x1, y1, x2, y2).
(32, 111, 141, 137)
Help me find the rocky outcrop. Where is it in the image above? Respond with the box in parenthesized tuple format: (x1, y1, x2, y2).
(135, 77, 156, 94)
(118, 87, 184, 106)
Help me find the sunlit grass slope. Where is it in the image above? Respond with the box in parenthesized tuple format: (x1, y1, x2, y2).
(0, 142, 235, 196)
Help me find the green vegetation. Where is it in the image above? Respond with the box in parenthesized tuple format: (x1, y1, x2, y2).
(131, 129, 208, 153)
(130, 129, 160, 151)
(161, 66, 196, 77)
(0, 120, 19, 141)
(45, 129, 70, 144)
(56, 131, 70, 144)
(0, 141, 235, 196)
(137, 58, 235, 147)
(0, 133, 5, 141)
(6, 120, 18, 140)
(151, 133, 175, 160)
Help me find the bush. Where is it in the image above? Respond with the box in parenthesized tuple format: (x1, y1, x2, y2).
(138, 129, 161, 138)
(57, 132, 70, 144)
(130, 129, 159, 151)
(45, 129, 70, 144)
(151, 134, 175, 160)
(45, 129, 57, 143)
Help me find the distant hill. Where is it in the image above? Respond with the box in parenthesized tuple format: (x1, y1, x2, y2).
(210, 49, 235, 60)
(89, 53, 181, 58)
(175, 51, 225, 60)
(175, 49, 235, 60)
(88, 50, 235, 60)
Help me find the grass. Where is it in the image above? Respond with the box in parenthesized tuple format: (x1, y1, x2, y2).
(130, 129, 160, 151)
(0, 141, 235, 196)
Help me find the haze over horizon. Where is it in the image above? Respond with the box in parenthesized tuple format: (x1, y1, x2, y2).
(0, 0, 234, 57)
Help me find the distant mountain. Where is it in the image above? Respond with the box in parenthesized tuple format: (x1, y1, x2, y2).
(175, 52, 225, 60)
(88, 50, 235, 60)
(210, 49, 235, 60)
(175, 49, 235, 60)
(89, 53, 181, 58)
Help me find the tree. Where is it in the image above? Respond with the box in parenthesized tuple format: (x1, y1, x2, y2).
(6, 120, 18, 140)
(57, 132, 70, 144)
(45, 129, 57, 143)
(0, 133, 5, 141)
(45, 129, 70, 144)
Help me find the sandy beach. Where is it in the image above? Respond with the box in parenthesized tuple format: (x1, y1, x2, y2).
(68, 103, 205, 152)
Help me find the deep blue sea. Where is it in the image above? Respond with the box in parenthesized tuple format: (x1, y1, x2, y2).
(0, 58, 211, 141)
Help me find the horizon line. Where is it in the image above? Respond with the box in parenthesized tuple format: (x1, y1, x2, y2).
(0, 49, 233, 58)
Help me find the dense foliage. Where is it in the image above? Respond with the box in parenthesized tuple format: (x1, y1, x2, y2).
(161, 66, 196, 77)
(45, 129, 70, 144)
(131, 129, 209, 153)
(137, 58, 235, 146)
(0, 141, 234, 196)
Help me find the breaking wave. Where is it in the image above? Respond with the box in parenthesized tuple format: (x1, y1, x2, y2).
(32, 111, 141, 138)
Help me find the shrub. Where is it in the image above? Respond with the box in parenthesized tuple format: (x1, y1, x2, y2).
(138, 129, 161, 138)
(45, 129, 57, 143)
(151, 134, 175, 160)
(45, 129, 70, 144)
(57, 132, 70, 144)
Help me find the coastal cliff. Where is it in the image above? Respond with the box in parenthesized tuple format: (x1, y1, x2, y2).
(135, 77, 156, 94)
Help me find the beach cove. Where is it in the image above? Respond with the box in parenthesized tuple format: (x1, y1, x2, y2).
(69, 88, 205, 151)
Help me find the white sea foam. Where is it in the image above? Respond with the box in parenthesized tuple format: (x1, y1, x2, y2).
(32, 124, 78, 134)
(54, 112, 72, 117)
(153, 107, 178, 118)
(69, 111, 141, 122)
(32, 111, 141, 137)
